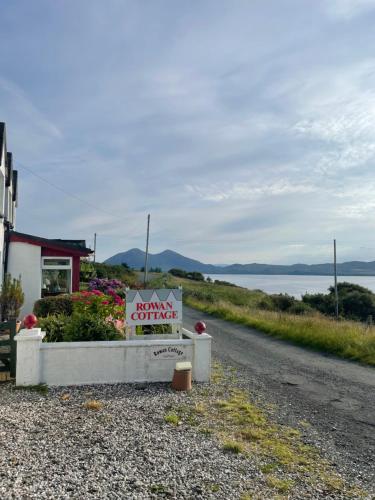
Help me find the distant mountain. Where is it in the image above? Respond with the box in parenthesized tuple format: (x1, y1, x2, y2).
(105, 248, 219, 273)
(104, 249, 375, 276)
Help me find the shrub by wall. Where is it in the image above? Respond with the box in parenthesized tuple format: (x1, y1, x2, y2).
(38, 314, 67, 342)
(63, 313, 121, 342)
(34, 295, 73, 318)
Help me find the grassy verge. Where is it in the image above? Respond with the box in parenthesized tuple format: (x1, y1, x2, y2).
(150, 274, 375, 366)
(166, 362, 366, 498)
(186, 297, 375, 366)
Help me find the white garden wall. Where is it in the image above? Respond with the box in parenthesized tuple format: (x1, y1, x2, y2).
(15, 327, 211, 386)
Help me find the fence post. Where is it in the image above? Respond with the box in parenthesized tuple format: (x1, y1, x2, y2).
(192, 332, 212, 382)
(9, 320, 17, 378)
(15, 328, 45, 386)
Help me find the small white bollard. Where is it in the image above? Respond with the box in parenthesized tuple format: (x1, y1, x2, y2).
(15, 328, 45, 386)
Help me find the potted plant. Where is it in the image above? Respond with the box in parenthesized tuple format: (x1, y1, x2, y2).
(0, 274, 25, 329)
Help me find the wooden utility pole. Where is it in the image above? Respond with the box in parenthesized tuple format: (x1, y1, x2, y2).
(93, 233, 97, 263)
(144, 214, 150, 285)
(334, 239, 339, 319)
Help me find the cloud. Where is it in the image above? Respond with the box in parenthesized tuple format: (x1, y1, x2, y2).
(1, 1, 375, 264)
(186, 180, 316, 202)
(323, 0, 375, 20)
(0, 77, 62, 152)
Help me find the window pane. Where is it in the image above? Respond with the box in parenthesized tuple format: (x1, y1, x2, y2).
(43, 258, 70, 267)
(42, 269, 71, 295)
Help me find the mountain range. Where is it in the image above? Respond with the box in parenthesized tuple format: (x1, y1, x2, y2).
(104, 248, 375, 276)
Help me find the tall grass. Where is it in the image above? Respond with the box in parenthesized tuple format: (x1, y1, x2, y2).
(186, 297, 375, 366)
(149, 274, 375, 366)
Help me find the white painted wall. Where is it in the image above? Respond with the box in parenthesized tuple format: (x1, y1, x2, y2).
(0, 143, 6, 285)
(15, 328, 212, 386)
(8, 242, 41, 319)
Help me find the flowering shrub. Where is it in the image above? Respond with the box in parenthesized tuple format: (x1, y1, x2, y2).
(37, 280, 127, 342)
(71, 290, 124, 321)
(88, 278, 125, 296)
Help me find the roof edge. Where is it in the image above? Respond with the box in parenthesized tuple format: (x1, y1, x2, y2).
(9, 231, 93, 255)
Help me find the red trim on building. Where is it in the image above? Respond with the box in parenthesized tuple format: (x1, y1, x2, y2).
(72, 255, 80, 292)
(9, 232, 91, 257)
(10, 232, 92, 294)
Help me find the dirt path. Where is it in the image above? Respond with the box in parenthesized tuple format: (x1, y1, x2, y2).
(184, 306, 375, 492)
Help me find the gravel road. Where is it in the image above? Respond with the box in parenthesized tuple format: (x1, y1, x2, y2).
(184, 306, 375, 493)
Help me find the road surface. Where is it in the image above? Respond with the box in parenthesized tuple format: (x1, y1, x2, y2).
(184, 306, 375, 490)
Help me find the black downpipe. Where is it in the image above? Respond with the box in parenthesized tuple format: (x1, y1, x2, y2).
(4, 222, 11, 276)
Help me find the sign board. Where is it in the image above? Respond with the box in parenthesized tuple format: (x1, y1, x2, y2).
(148, 345, 187, 360)
(126, 289, 182, 326)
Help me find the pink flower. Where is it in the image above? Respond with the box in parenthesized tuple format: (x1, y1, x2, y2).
(102, 300, 109, 305)
(114, 319, 124, 331)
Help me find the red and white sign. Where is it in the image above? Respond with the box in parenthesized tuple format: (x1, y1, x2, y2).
(126, 289, 182, 326)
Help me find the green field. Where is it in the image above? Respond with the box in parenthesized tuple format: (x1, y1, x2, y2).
(149, 274, 375, 366)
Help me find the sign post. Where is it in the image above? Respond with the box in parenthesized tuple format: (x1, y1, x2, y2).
(125, 288, 183, 339)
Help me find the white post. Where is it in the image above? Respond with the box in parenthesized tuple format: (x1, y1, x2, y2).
(192, 332, 212, 382)
(15, 328, 45, 386)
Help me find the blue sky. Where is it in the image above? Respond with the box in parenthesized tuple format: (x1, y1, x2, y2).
(2, 0, 375, 264)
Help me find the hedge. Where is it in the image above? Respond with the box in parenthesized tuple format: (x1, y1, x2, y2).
(33, 295, 73, 318)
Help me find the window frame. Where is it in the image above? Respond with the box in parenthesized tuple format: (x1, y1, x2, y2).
(41, 256, 73, 295)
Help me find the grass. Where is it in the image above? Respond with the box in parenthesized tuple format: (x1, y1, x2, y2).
(206, 363, 365, 497)
(265, 475, 295, 493)
(150, 484, 168, 494)
(149, 274, 375, 366)
(14, 384, 48, 395)
(84, 399, 104, 411)
(187, 298, 375, 365)
(223, 439, 244, 454)
(162, 362, 367, 498)
(164, 412, 180, 425)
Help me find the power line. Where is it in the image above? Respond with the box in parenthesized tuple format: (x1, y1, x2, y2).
(16, 161, 124, 222)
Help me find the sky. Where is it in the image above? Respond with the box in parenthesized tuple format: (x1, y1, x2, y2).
(1, 0, 375, 265)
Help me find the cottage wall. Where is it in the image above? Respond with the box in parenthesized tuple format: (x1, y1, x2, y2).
(0, 140, 6, 285)
(8, 241, 42, 318)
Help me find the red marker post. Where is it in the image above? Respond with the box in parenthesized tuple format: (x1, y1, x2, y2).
(194, 321, 206, 335)
(23, 314, 38, 329)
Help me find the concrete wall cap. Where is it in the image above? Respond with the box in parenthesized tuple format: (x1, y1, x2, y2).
(15, 328, 46, 341)
(182, 328, 212, 340)
(40, 339, 193, 349)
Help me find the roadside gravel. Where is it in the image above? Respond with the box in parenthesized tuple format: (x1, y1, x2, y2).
(0, 375, 371, 499)
(0, 381, 261, 500)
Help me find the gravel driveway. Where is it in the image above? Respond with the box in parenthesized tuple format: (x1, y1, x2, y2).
(0, 382, 251, 499)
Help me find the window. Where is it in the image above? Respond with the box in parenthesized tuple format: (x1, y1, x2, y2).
(41, 257, 72, 296)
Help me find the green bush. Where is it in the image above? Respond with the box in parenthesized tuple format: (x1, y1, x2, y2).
(38, 314, 67, 342)
(92, 262, 137, 286)
(287, 302, 313, 315)
(269, 294, 295, 312)
(63, 313, 121, 342)
(169, 268, 204, 281)
(169, 268, 187, 278)
(34, 295, 73, 317)
(303, 282, 375, 321)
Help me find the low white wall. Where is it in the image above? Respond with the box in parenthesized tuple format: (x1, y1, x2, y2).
(15, 328, 211, 386)
(8, 242, 41, 319)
